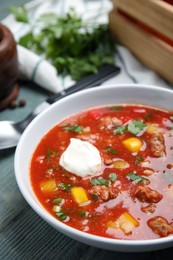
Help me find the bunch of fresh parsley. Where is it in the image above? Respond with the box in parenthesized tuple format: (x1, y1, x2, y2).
(10, 6, 116, 80)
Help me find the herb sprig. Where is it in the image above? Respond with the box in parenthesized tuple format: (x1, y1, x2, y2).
(128, 119, 147, 135)
(90, 174, 117, 186)
(56, 210, 67, 221)
(109, 173, 117, 182)
(127, 172, 148, 183)
(62, 124, 83, 133)
(105, 147, 118, 154)
(113, 119, 146, 135)
(10, 6, 116, 81)
(90, 178, 109, 187)
(58, 183, 72, 191)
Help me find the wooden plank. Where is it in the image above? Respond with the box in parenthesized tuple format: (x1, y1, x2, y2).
(109, 10, 173, 84)
(112, 0, 173, 41)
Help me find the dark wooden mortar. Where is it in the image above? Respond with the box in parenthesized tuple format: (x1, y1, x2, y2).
(0, 23, 19, 110)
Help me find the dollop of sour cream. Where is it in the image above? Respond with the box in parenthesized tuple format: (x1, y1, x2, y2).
(59, 138, 102, 178)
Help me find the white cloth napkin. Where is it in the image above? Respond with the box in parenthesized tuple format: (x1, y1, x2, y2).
(2, 0, 172, 93)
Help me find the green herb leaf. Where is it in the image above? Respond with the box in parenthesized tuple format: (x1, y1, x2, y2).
(45, 149, 59, 158)
(62, 124, 83, 133)
(18, 32, 35, 49)
(90, 178, 109, 186)
(79, 210, 86, 216)
(134, 155, 143, 165)
(52, 198, 62, 205)
(9, 5, 29, 23)
(56, 210, 67, 221)
(106, 147, 118, 154)
(128, 119, 146, 135)
(92, 194, 99, 201)
(127, 172, 147, 183)
(113, 125, 127, 134)
(58, 183, 72, 191)
(109, 173, 117, 182)
(11, 7, 116, 81)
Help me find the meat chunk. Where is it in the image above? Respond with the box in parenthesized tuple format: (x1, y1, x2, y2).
(141, 204, 156, 213)
(135, 186, 163, 203)
(100, 116, 122, 130)
(104, 158, 114, 165)
(150, 133, 165, 157)
(88, 185, 120, 202)
(77, 134, 99, 144)
(148, 216, 173, 237)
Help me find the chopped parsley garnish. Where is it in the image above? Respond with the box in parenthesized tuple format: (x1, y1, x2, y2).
(127, 119, 146, 135)
(114, 125, 127, 134)
(109, 173, 117, 182)
(62, 124, 83, 133)
(79, 210, 86, 217)
(143, 112, 154, 121)
(45, 149, 58, 158)
(90, 178, 109, 186)
(92, 194, 99, 201)
(52, 198, 62, 205)
(127, 172, 147, 183)
(113, 120, 146, 135)
(134, 155, 144, 165)
(56, 211, 67, 221)
(105, 147, 118, 154)
(58, 183, 72, 191)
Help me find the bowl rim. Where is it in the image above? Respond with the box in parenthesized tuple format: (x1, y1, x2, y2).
(14, 83, 173, 249)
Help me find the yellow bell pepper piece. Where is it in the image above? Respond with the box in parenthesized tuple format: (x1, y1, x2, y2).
(146, 123, 159, 134)
(122, 137, 142, 152)
(106, 221, 117, 229)
(113, 160, 128, 169)
(71, 187, 88, 205)
(111, 212, 139, 234)
(40, 179, 56, 192)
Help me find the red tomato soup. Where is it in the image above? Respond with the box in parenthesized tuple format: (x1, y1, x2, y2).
(30, 104, 173, 240)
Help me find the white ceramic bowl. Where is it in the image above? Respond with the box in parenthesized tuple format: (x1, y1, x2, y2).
(14, 84, 173, 252)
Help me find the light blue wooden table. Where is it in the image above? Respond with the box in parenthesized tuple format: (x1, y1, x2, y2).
(1, 1, 173, 259)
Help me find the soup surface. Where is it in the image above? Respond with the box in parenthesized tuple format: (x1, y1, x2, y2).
(30, 104, 173, 240)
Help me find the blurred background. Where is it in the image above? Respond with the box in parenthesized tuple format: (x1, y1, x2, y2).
(0, 0, 28, 20)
